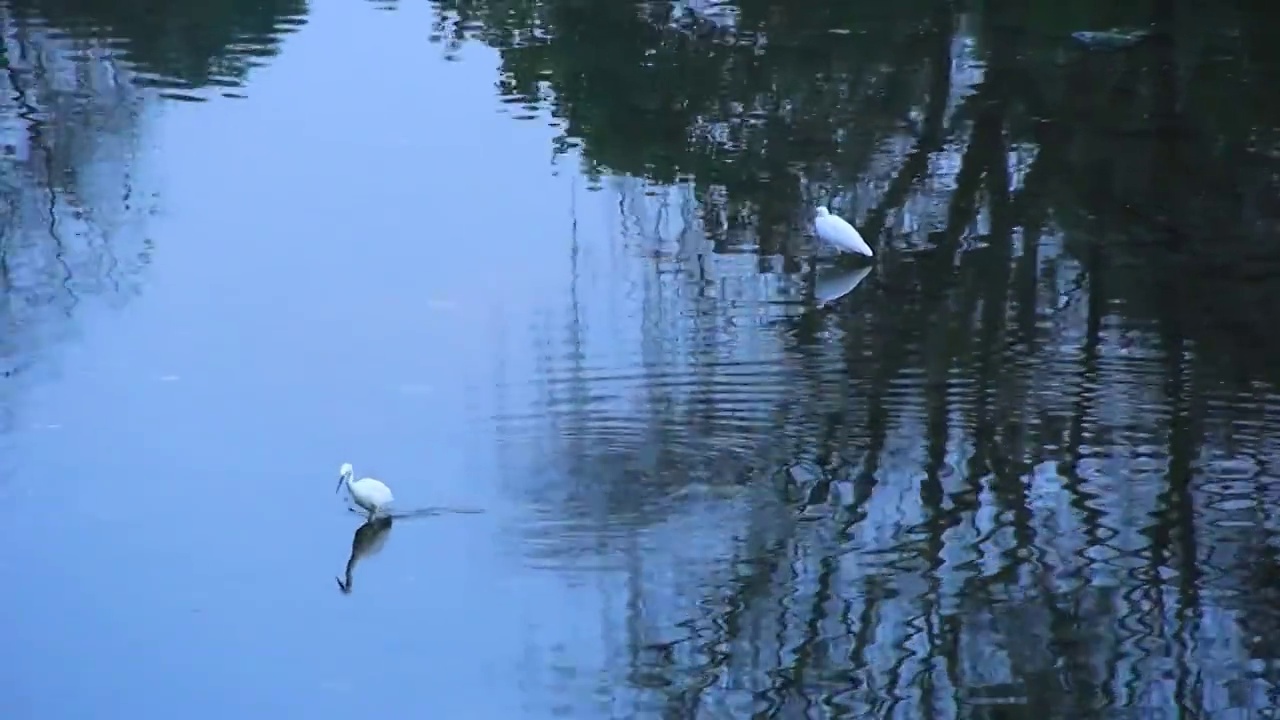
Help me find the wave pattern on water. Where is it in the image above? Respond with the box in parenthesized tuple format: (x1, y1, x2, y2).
(482, 161, 1280, 716)
(0, 1, 307, 102)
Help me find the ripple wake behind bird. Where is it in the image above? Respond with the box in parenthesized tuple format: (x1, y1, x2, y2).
(345, 505, 485, 520)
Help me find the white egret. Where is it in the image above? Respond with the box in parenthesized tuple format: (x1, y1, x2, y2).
(814, 206, 874, 257)
(336, 462, 394, 520)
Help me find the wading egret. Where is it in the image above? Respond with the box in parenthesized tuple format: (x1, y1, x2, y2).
(336, 516, 393, 594)
(814, 206, 874, 257)
(337, 462, 394, 520)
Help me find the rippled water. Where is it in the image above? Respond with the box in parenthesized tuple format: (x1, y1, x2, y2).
(3, 0, 1280, 717)
(2, 0, 307, 102)
(493, 175, 1280, 716)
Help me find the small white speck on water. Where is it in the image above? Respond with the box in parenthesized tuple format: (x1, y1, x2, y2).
(32, 423, 61, 430)
(159, 374, 180, 382)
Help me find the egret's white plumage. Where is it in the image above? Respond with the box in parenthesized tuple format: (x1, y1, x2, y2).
(814, 206, 874, 257)
(337, 462, 394, 520)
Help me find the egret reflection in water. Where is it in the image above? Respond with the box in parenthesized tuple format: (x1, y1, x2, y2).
(814, 265, 873, 307)
(336, 516, 394, 594)
(335, 506, 485, 594)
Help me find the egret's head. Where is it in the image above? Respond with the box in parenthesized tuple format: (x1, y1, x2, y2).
(337, 462, 354, 492)
(815, 206, 830, 217)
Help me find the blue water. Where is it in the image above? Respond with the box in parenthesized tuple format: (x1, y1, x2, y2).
(3, 3, 584, 716)
(4, 0, 1280, 717)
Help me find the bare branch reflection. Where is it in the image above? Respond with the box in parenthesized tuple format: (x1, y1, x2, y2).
(0, 9, 152, 433)
(442, 0, 1280, 715)
(0, 1, 309, 437)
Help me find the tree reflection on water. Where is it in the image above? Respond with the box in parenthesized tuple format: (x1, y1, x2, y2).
(463, 0, 1280, 715)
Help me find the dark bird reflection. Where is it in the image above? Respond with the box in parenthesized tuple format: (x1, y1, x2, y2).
(335, 506, 484, 594)
(336, 516, 394, 594)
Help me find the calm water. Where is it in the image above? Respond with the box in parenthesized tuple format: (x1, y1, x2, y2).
(4, 0, 1280, 717)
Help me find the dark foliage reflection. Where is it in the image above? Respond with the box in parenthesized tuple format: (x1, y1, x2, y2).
(438, 0, 1280, 716)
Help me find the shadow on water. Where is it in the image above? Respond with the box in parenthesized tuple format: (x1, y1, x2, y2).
(335, 506, 484, 595)
(424, 0, 1280, 715)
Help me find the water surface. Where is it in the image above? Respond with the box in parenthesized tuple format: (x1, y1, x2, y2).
(3, 0, 1280, 717)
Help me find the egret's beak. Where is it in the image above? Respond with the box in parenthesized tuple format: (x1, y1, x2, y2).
(335, 476, 344, 493)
